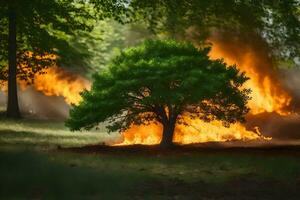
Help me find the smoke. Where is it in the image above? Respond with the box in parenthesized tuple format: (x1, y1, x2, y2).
(0, 66, 90, 120)
(246, 113, 300, 140)
(0, 87, 70, 120)
(252, 69, 300, 141)
(19, 87, 70, 120)
(281, 69, 300, 110)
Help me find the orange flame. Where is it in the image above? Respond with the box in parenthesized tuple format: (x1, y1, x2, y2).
(120, 40, 291, 145)
(18, 53, 91, 105)
(0, 52, 89, 109)
(121, 121, 266, 145)
(209, 41, 291, 115)
(32, 67, 91, 105)
(7, 43, 291, 145)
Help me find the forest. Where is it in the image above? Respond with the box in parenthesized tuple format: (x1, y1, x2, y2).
(0, 0, 299, 199)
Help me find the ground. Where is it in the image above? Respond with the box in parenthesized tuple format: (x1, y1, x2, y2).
(1, 119, 300, 199)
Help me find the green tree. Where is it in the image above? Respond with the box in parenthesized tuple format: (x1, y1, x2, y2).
(128, 0, 300, 65)
(0, 0, 96, 118)
(66, 40, 251, 147)
(0, 0, 126, 118)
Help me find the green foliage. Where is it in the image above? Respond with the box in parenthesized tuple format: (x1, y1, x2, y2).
(65, 20, 128, 73)
(64, 19, 155, 77)
(66, 40, 251, 133)
(0, 0, 121, 82)
(127, 0, 300, 65)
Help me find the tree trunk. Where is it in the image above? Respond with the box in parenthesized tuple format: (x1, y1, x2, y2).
(7, 6, 21, 118)
(160, 120, 176, 147)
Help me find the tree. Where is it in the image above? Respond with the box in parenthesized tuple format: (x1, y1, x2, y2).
(0, 0, 97, 118)
(66, 40, 251, 147)
(0, 0, 126, 118)
(68, 20, 148, 72)
(127, 0, 300, 65)
(67, 19, 154, 78)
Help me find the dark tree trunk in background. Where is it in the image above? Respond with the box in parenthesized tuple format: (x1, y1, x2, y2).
(7, 6, 21, 119)
(160, 118, 176, 147)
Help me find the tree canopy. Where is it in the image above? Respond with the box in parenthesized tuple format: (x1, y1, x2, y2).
(66, 40, 251, 146)
(0, 0, 96, 81)
(67, 20, 153, 76)
(127, 0, 300, 64)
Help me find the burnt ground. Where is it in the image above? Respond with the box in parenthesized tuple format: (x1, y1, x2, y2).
(65, 142, 300, 156)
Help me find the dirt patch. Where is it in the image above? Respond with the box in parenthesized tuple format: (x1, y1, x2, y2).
(63, 143, 300, 157)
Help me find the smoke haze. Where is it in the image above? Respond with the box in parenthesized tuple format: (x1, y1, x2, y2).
(0, 87, 69, 120)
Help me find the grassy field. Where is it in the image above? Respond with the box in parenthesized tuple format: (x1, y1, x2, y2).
(1, 119, 300, 199)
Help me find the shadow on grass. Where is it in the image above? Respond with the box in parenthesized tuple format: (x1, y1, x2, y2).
(0, 150, 143, 199)
(1, 145, 300, 199)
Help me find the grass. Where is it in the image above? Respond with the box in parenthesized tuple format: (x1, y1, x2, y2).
(0, 119, 119, 148)
(1, 119, 300, 199)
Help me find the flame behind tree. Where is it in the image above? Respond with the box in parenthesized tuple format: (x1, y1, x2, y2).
(32, 67, 91, 105)
(209, 39, 292, 115)
(66, 40, 251, 147)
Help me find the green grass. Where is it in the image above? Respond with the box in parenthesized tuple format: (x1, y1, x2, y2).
(1, 119, 300, 199)
(0, 119, 120, 148)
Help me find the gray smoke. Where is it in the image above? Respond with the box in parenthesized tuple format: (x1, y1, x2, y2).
(0, 86, 70, 120)
(243, 68, 300, 141)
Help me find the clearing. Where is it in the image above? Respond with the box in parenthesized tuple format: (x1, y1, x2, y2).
(0, 119, 300, 199)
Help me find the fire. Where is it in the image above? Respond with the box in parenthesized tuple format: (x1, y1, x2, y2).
(121, 124, 163, 145)
(29, 63, 270, 145)
(121, 121, 265, 145)
(1, 51, 90, 106)
(2, 43, 290, 145)
(32, 67, 91, 105)
(209, 41, 291, 115)
(20, 52, 91, 105)
(120, 40, 292, 145)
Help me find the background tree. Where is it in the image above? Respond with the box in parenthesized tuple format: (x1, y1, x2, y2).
(66, 19, 154, 77)
(66, 40, 251, 147)
(127, 0, 300, 66)
(0, 0, 95, 118)
(0, 0, 126, 118)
